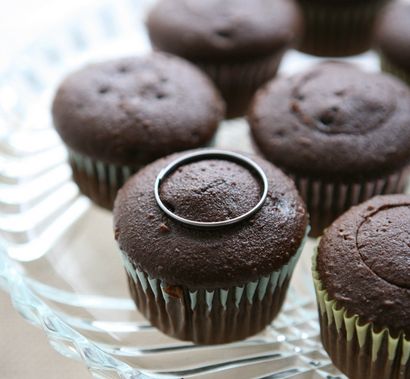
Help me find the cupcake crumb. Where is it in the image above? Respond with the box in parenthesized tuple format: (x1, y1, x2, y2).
(290, 101, 300, 113)
(159, 223, 170, 233)
(297, 137, 312, 147)
(164, 285, 183, 298)
(114, 227, 121, 240)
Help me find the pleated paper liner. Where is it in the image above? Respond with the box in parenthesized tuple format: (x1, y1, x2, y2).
(69, 149, 137, 210)
(313, 253, 410, 379)
(297, 0, 389, 57)
(121, 228, 309, 345)
(291, 168, 408, 237)
(380, 54, 410, 87)
(197, 51, 284, 119)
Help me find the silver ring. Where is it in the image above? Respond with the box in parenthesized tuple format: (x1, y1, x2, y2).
(154, 149, 269, 228)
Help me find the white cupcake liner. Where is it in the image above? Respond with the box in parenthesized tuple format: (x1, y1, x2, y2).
(297, 0, 388, 56)
(197, 52, 284, 117)
(68, 149, 136, 208)
(198, 52, 283, 95)
(291, 168, 408, 235)
(123, 246, 301, 311)
(121, 227, 309, 344)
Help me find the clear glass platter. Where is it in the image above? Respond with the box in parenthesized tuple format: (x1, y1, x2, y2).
(0, 1, 401, 378)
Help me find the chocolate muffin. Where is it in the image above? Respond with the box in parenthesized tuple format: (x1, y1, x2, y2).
(249, 61, 410, 237)
(313, 194, 410, 379)
(114, 149, 308, 344)
(52, 53, 224, 209)
(376, 1, 410, 86)
(296, 0, 391, 56)
(146, 0, 302, 118)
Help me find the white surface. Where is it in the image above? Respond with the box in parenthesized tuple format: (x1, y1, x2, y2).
(0, 0, 102, 70)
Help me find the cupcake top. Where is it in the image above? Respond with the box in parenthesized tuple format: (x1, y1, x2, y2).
(249, 62, 410, 180)
(52, 53, 224, 166)
(376, 2, 410, 71)
(114, 150, 308, 289)
(317, 194, 410, 337)
(146, 0, 302, 61)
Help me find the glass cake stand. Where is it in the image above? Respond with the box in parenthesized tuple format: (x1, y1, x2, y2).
(0, 1, 399, 378)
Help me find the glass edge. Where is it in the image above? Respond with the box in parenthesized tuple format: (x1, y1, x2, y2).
(0, 244, 154, 379)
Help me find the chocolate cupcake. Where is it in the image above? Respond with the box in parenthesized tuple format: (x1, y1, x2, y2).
(313, 194, 410, 379)
(249, 61, 410, 237)
(296, 0, 391, 56)
(114, 149, 308, 344)
(146, 0, 302, 118)
(376, 1, 410, 86)
(52, 53, 224, 209)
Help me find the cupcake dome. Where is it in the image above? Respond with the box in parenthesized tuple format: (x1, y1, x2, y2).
(52, 53, 224, 209)
(376, 1, 410, 85)
(114, 150, 308, 344)
(249, 61, 410, 235)
(147, 0, 302, 118)
(315, 195, 410, 379)
(147, 0, 300, 62)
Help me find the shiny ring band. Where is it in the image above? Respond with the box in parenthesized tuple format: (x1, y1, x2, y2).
(154, 149, 268, 228)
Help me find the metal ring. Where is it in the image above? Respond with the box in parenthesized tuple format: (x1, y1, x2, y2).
(154, 149, 269, 228)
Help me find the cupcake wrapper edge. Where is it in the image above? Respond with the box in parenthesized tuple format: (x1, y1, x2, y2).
(297, 0, 389, 56)
(292, 169, 408, 236)
(380, 54, 410, 87)
(197, 52, 283, 118)
(69, 149, 136, 209)
(312, 251, 410, 376)
(123, 229, 307, 311)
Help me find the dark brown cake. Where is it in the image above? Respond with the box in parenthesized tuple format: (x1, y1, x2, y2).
(249, 61, 410, 236)
(114, 149, 308, 344)
(296, 0, 391, 56)
(146, 0, 302, 118)
(314, 194, 410, 379)
(52, 53, 224, 209)
(376, 1, 410, 86)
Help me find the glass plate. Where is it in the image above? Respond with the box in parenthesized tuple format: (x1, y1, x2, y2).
(0, 1, 399, 378)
